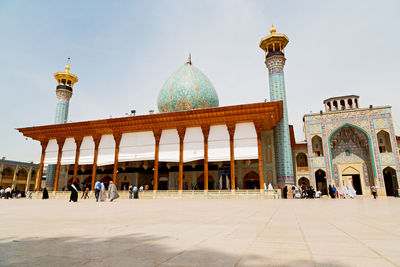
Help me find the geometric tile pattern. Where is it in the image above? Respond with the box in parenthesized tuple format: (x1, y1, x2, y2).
(266, 55, 294, 184)
(157, 63, 219, 113)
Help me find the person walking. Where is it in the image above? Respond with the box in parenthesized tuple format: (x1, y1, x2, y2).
(341, 185, 348, 199)
(108, 181, 119, 202)
(128, 185, 133, 199)
(328, 185, 334, 198)
(99, 182, 106, 202)
(282, 186, 288, 199)
(94, 180, 101, 202)
(371, 185, 377, 199)
(332, 185, 337, 199)
(69, 182, 79, 202)
(42, 187, 49, 200)
(133, 185, 138, 199)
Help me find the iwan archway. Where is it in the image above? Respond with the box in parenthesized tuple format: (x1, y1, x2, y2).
(329, 124, 376, 195)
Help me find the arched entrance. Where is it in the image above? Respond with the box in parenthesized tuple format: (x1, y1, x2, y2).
(383, 167, 399, 197)
(243, 171, 259, 189)
(16, 168, 28, 191)
(298, 177, 310, 188)
(158, 176, 169, 190)
(329, 124, 375, 194)
(315, 169, 327, 195)
(342, 166, 362, 195)
(197, 173, 214, 190)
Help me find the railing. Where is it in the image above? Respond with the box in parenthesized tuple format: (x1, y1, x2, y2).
(296, 167, 309, 172)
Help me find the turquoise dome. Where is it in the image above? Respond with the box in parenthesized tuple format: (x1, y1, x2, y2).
(157, 62, 219, 113)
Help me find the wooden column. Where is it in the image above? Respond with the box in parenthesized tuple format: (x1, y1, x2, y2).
(153, 129, 161, 191)
(255, 121, 265, 190)
(72, 136, 83, 184)
(227, 123, 236, 190)
(177, 127, 186, 190)
(201, 125, 210, 190)
(91, 135, 101, 190)
(53, 138, 65, 191)
(37, 139, 48, 191)
(112, 132, 122, 185)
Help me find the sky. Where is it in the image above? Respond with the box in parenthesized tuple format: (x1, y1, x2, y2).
(1, 0, 400, 163)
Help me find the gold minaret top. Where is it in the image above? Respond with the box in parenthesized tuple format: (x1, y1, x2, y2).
(54, 57, 79, 88)
(259, 25, 289, 53)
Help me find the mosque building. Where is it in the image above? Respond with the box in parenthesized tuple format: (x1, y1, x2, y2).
(17, 26, 400, 197)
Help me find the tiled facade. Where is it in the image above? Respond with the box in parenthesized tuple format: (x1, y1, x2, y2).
(299, 96, 400, 196)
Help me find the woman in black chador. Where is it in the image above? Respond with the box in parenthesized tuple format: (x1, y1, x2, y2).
(42, 188, 49, 199)
(69, 182, 79, 202)
(282, 186, 288, 199)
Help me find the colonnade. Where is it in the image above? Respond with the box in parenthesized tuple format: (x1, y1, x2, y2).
(37, 122, 266, 191)
(0, 162, 39, 191)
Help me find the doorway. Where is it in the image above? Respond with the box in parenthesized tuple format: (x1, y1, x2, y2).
(383, 167, 399, 197)
(342, 174, 362, 195)
(158, 177, 168, 190)
(315, 169, 327, 195)
(243, 171, 259, 189)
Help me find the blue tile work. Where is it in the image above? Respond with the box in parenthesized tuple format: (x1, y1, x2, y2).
(54, 102, 69, 124)
(266, 55, 294, 184)
(304, 108, 400, 189)
(157, 63, 219, 112)
(46, 90, 72, 189)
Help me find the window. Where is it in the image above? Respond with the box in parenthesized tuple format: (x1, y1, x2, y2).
(377, 130, 392, 153)
(312, 136, 324, 156)
(296, 153, 308, 167)
(345, 150, 351, 156)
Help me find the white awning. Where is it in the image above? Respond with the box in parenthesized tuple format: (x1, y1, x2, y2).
(208, 125, 230, 162)
(61, 137, 76, 165)
(183, 127, 204, 163)
(97, 134, 116, 166)
(78, 136, 94, 165)
(159, 129, 180, 162)
(119, 131, 155, 162)
(44, 139, 58, 165)
(234, 122, 258, 160)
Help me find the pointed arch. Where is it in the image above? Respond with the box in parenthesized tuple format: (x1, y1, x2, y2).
(328, 123, 377, 180)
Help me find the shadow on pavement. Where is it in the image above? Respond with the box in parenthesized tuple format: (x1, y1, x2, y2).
(0, 234, 345, 267)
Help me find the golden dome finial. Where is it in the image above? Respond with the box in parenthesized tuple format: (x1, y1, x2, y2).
(65, 57, 71, 73)
(187, 53, 192, 65)
(270, 24, 276, 35)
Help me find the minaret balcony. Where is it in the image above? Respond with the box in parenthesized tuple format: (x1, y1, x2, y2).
(56, 85, 73, 92)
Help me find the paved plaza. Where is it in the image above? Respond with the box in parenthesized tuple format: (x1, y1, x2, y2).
(0, 198, 400, 267)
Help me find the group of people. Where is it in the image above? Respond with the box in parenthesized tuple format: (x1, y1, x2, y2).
(0, 186, 33, 199)
(281, 184, 360, 199)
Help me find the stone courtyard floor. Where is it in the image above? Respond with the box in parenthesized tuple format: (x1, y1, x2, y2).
(0, 198, 400, 267)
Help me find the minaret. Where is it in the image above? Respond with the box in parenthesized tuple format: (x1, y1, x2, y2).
(53, 58, 78, 124)
(46, 59, 78, 189)
(259, 25, 294, 186)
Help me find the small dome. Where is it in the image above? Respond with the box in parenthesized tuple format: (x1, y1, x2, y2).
(157, 61, 219, 113)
